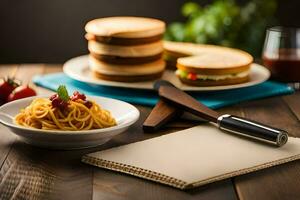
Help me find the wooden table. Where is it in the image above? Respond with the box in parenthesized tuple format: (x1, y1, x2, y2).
(0, 64, 300, 200)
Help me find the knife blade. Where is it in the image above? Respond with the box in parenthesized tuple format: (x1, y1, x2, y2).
(155, 80, 288, 147)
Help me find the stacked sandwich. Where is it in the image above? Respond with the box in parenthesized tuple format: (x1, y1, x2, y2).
(85, 17, 166, 82)
(164, 41, 253, 86)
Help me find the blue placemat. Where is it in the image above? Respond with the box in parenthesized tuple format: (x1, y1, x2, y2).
(33, 73, 294, 109)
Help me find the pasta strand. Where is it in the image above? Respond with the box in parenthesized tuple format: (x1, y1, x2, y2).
(15, 98, 116, 131)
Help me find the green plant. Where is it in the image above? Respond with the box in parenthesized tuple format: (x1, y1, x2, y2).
(164, 0, 277, 57)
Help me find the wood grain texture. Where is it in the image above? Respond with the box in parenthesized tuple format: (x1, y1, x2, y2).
(1, 64, 300, 200)
(240, 97, 300, 137)
(283, 92, 300, 121)
(0, 127, 16, 172)
(234, 96, 300, 200)
(0, 65, 19, 172)
(93, 169, 237, 200)
(0, 141, 93, 200)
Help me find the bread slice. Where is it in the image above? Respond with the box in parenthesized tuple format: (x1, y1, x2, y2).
(164, 41, 253, 74)
(164, 41, 252, 58)
(177, 53, 252, 75)
(88, 40, 163, 57)
(89, 55, 165, 76)
(85, 17, 165, 38)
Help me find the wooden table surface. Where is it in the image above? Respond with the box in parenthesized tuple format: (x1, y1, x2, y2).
(0, 64, 300, 200)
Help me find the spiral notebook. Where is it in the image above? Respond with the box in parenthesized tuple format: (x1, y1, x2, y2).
(82, 125, 300, 190)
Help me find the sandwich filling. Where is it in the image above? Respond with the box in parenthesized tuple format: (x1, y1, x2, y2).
(175, 69, 250, 81)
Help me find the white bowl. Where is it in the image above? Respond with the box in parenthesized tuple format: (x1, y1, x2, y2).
(0, 96, 140, 149)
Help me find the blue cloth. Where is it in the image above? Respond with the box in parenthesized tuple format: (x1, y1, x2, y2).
(33, 73, 294, 109)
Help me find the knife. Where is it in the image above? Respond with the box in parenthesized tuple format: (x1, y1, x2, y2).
(154, 80, 288, 147)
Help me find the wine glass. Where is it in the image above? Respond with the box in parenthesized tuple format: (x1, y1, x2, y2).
(262, 27, 300, 89)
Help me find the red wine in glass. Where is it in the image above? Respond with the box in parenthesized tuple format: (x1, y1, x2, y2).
(262, 27, 300, 83)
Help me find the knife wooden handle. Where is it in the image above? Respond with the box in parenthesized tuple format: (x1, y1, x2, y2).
(143, 99, 183, 132)
(158, 85, 219, 123)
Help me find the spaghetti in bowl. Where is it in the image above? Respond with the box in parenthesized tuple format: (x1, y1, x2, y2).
(0, 93, 139, 149)
(15, 96, 117, 131)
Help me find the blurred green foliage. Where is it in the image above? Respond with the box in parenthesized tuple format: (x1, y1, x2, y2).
(164, 0, 277, 57)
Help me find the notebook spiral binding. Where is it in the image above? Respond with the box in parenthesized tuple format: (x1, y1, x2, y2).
(82, 153, 300, 190)
(82, 155, 188, 189)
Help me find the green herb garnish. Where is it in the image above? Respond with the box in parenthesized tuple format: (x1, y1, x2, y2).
(57, 85, 69, 101)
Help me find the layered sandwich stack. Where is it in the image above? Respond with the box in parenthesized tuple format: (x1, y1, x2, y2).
(85, 17, 166, 82)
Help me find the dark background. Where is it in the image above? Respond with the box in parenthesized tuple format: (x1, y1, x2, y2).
(0, 0, 299, 63)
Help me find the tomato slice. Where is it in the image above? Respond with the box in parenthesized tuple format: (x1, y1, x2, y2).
(0, 77, 19, 102)
(7, 85, 37, 102)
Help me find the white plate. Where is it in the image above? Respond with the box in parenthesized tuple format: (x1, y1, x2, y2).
(0, 96, 140, 150)
(63, 55, 270, 91)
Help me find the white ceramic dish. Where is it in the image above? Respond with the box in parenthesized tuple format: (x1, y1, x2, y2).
(63, 55, 270, 91)
(0, 96, 140, 150)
